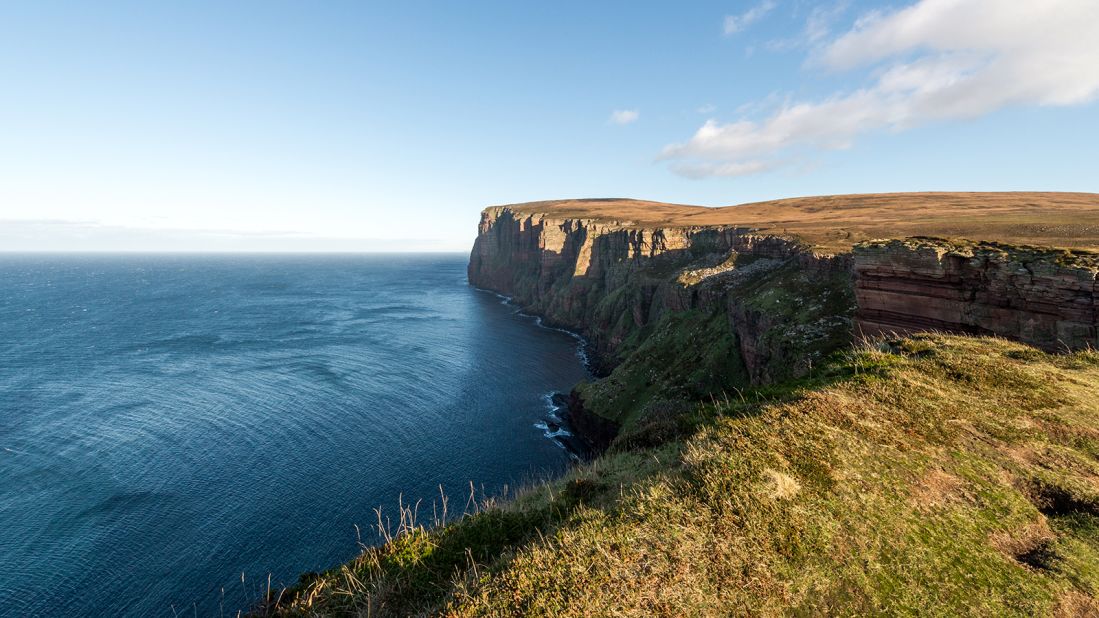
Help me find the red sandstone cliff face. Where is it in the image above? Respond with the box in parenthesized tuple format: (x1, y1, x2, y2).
(854, 239, 1099, 352)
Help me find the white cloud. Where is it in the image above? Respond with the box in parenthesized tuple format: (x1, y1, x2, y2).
(697, 103, 717, 114)
(609, 109, 640, 125)
(670, 159, 778, 179)
(764, 1, 848, 51)
(723, 0, 777, 35)
(666, 0, 1099, 178)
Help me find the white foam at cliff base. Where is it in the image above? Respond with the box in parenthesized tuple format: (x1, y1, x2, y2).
(474, 288, 592, 369)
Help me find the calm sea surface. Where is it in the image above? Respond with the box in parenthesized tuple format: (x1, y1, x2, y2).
(0, 254, 588, 617)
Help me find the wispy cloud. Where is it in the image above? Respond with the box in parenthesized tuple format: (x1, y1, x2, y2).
(723, 0, 777, 36)
(697, 104, 717, 114)
(665, 0, 1099, 178)
(764, 1, 849, 52)
(609, 109, 640, 125)
(669, 159, 778, 179)
(805, 1, 848, 44)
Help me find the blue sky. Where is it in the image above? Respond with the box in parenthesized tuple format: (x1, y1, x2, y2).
(2, 1, 1097, 251)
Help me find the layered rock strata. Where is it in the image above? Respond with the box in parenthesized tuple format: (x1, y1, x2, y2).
(853, 239, 1099, 352)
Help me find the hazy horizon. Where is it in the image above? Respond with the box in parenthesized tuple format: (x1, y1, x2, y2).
(2, 1, 1097, 251)
(0, 219, 463, 253)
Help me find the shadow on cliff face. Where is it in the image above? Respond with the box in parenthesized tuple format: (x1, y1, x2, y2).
(471, 208, 853, 360)
(469, 207, 860, 455)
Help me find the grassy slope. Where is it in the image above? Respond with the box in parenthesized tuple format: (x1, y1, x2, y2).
(269, 335, 1099, 616)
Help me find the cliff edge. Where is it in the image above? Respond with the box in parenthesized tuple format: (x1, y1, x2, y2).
(468, 193, 1099, 447)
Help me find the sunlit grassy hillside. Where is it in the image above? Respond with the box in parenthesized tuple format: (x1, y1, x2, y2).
(266, 334, 1099, 616)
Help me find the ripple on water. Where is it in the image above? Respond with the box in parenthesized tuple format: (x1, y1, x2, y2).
(0, 255, 590, 616)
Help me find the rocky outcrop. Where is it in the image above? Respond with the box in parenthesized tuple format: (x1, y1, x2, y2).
(854, 239, 1099, 352)
(559, 391, 618, 455)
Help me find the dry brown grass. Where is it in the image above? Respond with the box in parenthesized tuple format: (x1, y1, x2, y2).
(1055, 590, 1099, 617)
(989, 518, 1056, 566)
(911, 468, 970, 510)
(497, 192, 1099, 252)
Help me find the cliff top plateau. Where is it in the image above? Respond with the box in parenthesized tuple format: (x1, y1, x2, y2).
(493, 191, 1099, 253)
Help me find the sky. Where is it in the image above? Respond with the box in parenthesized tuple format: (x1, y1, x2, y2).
(1, 0, 1097, 252)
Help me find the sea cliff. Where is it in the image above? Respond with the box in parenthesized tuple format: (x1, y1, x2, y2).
(267, 193, 1099, 617)
(468, 199, 1099, 450)
(467, 205, 851, 374)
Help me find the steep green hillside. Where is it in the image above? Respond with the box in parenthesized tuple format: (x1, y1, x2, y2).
(266, 335, 1099, 616)
(575, 257, 854, 427)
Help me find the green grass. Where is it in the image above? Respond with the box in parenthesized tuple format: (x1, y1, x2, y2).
(265, 335, 1099, 616)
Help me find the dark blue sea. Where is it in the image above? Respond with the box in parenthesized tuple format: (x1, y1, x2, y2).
(0, 254, 588, 617)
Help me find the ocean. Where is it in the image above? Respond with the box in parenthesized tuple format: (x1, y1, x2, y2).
(0, 254, 589, 616)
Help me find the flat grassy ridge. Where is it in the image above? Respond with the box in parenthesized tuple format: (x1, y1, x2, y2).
(266, 334, 1099, 616)
(499, 192, 1099, 252)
